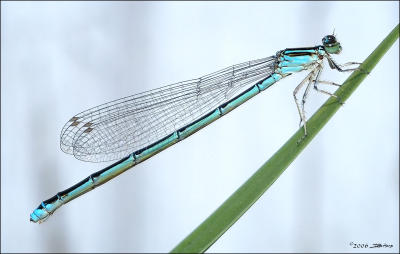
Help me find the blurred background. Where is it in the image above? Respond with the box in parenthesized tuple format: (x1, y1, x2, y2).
(1, 1, 398, 252)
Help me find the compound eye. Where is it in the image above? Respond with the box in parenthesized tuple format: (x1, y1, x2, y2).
(322, 35, 337, 45)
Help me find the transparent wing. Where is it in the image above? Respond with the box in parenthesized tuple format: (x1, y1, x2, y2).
(60, 55, 276, 162)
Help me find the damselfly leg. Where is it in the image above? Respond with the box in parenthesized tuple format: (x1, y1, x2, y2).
(326, 55, 366, 73)
(293, 69, 317, 136)
(294, 60, 356, 143)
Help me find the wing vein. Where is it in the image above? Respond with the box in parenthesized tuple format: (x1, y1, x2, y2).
(60, 56, 276, 162)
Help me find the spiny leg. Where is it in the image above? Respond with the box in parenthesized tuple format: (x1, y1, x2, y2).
(312, 80, 345, 105)
(314, 80, 340, 87)
(311, 63, 346, 104)
(296, 57, 364, 144)
(326, 55, 369, 74)
(298, 66, 327, 140)
(300, 70, 318, 127)
(338, 61, 362, 68)
(293, 69, 318, 137)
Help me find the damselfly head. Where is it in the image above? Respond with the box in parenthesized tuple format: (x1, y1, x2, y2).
(322, 35, 342, 54)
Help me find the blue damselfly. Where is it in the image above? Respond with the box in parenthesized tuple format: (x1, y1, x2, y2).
(30, 34, 361, 223)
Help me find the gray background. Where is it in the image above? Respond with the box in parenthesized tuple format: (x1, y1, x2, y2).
(1, 1, 399, 252)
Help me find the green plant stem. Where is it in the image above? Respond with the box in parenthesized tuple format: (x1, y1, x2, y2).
(171, 24, 399, 253)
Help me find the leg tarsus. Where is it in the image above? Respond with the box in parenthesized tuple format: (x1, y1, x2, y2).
(358, 67, 370, 75)
(296, 127, 308, 145)
(337, 95, 345, 106)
